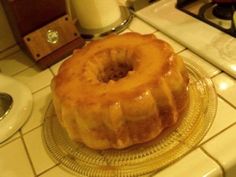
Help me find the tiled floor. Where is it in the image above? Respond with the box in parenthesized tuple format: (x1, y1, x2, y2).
(213, 73, 236, 108)
(203, 124, 236, 177)
(153, 148, 223, 177)
(0, 51, 34, 76)
(13, 66, 53, 93)
(1, 17, 236, 177)
(21, 87, 52, 134)
(23, 126, 57, 175)
(39, 166, 77, 177)
(154, 31, 185, 53)
(0, 138, 34, 177)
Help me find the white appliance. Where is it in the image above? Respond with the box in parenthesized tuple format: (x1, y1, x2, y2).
(66, 0, 133, 39)
(135, 0, 236, 78)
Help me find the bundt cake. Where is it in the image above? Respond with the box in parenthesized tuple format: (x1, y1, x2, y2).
(51, 32, 189, 150)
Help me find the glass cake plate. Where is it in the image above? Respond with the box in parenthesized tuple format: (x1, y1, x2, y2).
(42, 60, 217, 177)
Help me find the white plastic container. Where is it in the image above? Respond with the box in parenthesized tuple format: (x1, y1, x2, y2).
(67, 0, 121, 30)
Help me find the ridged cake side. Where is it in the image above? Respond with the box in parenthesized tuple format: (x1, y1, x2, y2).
(51, 32, 189, 150)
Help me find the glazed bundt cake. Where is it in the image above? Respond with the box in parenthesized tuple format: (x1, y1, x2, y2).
(51, 32, 189, 150)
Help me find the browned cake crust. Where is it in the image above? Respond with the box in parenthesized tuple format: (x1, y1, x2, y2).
(51, 32, 189, 150)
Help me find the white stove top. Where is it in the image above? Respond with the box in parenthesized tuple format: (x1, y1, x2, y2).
(135, 0, 236, 78)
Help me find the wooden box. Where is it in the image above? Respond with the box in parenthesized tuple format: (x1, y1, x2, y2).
(1, 0, 85, 69)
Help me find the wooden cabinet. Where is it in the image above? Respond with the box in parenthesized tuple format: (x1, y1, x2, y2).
(1, 0, 85, 69)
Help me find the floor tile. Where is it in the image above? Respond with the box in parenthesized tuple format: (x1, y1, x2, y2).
(153, 148, 222, 177)
(203, 124, 236, 177)
(0, 51, 34, 76)
(201, 98, 236, 143)
(22, 87, 51, 134)
(13, 65, 53, 93)
(0, 138, 34, 177)
(213, 73, 236, 108)
(23, 126, 56, 175)
(129, 17, 157, 34)
(39, 166, 77, 177)
(0, 45, 19, 60)
(38, 166, 151, 177)
(154, 31, 185, 53)
(179, 50, 221, 78)
(0, 131, 20, 148)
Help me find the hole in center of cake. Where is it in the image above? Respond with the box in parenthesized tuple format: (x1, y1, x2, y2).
(101, 62, 133, 83)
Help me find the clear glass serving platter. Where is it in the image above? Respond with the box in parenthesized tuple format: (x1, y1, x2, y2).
(42, 60, 217, 177)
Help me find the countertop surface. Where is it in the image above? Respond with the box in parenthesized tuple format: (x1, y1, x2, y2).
(0, 16, 236, 177)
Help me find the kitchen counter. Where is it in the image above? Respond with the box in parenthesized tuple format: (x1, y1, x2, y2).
(0, 16, 236, 177)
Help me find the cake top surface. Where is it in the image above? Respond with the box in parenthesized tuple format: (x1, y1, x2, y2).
(52, 32, 175, 106)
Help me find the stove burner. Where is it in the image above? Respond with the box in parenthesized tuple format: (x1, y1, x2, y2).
(212, 4, 235, 20)
(176, 0, 236, 37)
